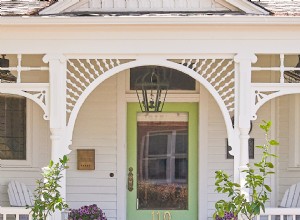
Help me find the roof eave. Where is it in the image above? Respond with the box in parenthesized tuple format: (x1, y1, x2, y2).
(1, 16, 300, 26)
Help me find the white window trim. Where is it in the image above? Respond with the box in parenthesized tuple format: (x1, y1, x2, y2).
(288, 94, 300, 168)
(0, 99, 33, 168)
(125, 69, 200, 102)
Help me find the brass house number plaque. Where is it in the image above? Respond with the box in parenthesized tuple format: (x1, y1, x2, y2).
(77, 149, 95, 170)
(152, 211, 171, 220)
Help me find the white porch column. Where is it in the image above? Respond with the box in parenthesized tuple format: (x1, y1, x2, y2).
(43, 54, 70, 220)
(234, 53, 257, 198)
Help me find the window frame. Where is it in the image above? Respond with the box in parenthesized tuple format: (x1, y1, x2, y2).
(0, 98, 33, 168)
(125, 69, 200, 95)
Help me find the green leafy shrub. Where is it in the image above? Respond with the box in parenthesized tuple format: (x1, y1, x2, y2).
(30, 155, 69, 220)
(214, 121, 279, 220)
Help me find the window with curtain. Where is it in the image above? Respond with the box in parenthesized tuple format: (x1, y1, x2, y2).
(0, 94, 26, 160)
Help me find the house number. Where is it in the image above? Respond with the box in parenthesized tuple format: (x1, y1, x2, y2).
(151, 211, 171, 220)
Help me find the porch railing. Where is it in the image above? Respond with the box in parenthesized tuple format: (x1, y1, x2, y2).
(258, 208, 300, 220)
(0, 207, 32, 220)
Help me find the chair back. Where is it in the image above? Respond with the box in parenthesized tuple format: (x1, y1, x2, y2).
(280, 182, 300, 208)
(8, 180, 34, 207)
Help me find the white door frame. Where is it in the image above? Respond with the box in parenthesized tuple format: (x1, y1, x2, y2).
(116, 70, 209, 220)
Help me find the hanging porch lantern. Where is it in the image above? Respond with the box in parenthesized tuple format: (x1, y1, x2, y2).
(0, 55, 17, 83)
(135, 67, 169, 112)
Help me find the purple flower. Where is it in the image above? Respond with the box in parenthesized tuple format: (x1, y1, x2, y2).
(215, 212, 237, 220)
(68, 204, 107, 220)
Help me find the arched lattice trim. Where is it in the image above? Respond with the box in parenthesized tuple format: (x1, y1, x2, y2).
(66, 58, 236, 149)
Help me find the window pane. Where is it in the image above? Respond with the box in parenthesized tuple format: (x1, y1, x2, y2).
(130, 66, 196, 90)
(137, 118, 188, 210)
(148, 133, 169, 155)
(0, 94, 26, 160)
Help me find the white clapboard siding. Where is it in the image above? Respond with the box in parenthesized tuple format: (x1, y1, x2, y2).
(207, 95, 234, 219)
(278, 95, 300, 205)
(67, 76, 118, 220)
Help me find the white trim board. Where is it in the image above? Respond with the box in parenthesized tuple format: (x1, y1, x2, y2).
(199, 85, 209, 220)
(117, 71, 127, 220)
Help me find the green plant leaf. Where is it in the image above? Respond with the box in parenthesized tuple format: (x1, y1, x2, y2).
(269, 140, 279, 146)
(265, 162, 274, 168)
(264, 185, 272, 192)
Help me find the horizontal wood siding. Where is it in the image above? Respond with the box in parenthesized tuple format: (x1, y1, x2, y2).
(67, 76, 118, 220)
(278, 95, 300, 205)
(206, 95, 233, 218)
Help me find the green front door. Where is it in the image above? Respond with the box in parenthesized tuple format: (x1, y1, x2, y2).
(127, 103, 198, 220)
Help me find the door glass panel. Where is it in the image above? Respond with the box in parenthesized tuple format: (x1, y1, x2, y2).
(137, 113, 188, 210)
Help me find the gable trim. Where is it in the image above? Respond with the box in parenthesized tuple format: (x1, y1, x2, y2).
(39, 0, 80, 15)
(225, 0, 270, 14)
(214, 0, 240, 12)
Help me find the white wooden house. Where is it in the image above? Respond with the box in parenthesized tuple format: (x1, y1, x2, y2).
(1, 0, 300, 219)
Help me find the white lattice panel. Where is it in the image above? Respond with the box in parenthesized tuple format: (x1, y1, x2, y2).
(170, 58, 235, 116)
(66, 59, 131, 122)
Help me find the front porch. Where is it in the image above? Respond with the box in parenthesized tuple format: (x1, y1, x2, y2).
(0, 17, 300, 219)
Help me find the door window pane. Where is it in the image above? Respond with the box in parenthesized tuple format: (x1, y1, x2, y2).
(137, 114, 188, 210)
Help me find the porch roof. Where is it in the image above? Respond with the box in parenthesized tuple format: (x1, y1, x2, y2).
(0, 0, 54, 16)
(252, 0, 300, 16)
(0, 0, 300, 16)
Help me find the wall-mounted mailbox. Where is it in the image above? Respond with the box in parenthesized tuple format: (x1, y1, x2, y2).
(77, 149, 95, 170)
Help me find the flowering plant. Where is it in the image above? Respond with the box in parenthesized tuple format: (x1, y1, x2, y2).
(68, 204, 107, 220)
(215, 212, 237, 220)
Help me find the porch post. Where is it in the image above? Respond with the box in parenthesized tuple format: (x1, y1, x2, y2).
(234, 53, 257, 198)
(43, 54, 70, 220)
